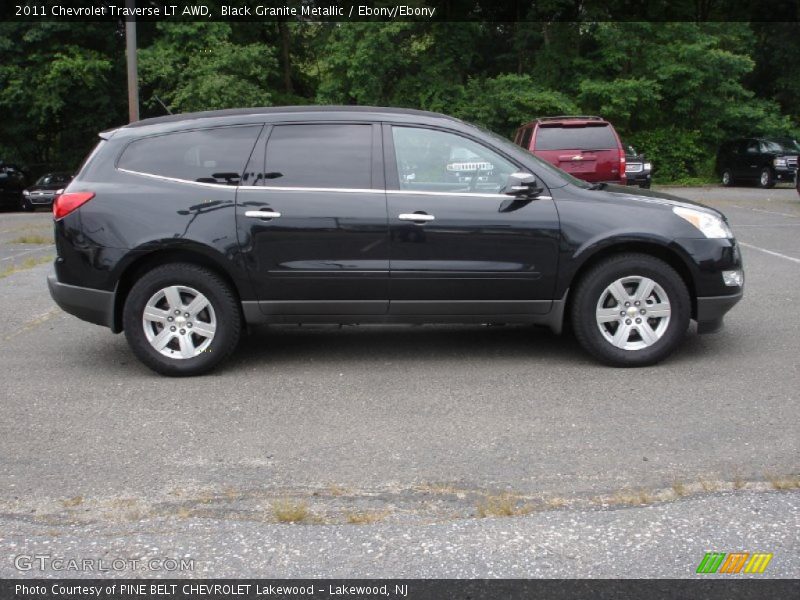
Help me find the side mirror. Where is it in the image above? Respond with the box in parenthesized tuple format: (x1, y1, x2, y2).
(504, 172, 543, 198)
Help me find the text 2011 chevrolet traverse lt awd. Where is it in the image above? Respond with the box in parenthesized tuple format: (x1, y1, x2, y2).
(48, 107, 743, 376)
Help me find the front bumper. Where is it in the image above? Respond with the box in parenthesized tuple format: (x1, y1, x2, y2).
(625, 172, 652, 187)
(775, 167, 796, 182)
(47, 274, 115, 329)
(695, 290, 743, 334)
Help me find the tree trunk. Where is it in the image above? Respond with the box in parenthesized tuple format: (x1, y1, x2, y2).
(277, 19, 293, 95)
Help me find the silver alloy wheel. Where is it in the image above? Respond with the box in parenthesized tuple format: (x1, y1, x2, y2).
(760, 170, 770, 187)
(722, 171, 731, 185)
(595, 276, 671, 351)
(142, 285, 216, 359)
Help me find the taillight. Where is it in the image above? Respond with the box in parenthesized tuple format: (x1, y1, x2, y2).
(619, 149, 627, 183)
(53, 191, 95, 220)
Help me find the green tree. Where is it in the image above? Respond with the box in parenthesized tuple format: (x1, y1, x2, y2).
(138, 22, 278, 114)
(0, 22, 124, 171)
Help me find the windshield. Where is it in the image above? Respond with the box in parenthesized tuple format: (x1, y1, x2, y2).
(768, 138, 800, 153)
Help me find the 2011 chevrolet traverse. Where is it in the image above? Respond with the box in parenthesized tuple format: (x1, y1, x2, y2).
(48, 107, 743, 376)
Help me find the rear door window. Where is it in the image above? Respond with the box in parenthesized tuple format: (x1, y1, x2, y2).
(535, 125, 617, 151)
(118, 125, 262, 185)
(263, 124, 372, 189)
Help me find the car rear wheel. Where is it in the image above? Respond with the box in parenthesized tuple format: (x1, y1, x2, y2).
(123, 263, 241, 376)
(758, 167, 775, 189)
(571, 254, 690, 367)
(721, 170, 734, 187)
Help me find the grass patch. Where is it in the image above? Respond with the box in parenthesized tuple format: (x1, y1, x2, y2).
(9, 234, 51, 244)
(0, 255, 53, 279)
(61, 496, 83, 508)
(328, 484, 349, 497)
(612, 490, 641, 506)
(672, 481, 688, 497)
(176, 507, 194, 519)
(345, 510, 388, 525)
(476, 494, 535, 518)
(767, 474, 800, 490)
(272, 499, 311, 523)
(733, 475, 746, 490)
(698, 477, 719, 493)
(544, 497, 567, 509)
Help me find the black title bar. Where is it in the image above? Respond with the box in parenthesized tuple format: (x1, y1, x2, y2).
(2, 0, 800, 22)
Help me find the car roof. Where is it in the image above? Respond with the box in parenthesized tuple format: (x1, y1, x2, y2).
(101, 105, 475, 140)
(121, 105, 461, 129)
(520, 116, 609, 128)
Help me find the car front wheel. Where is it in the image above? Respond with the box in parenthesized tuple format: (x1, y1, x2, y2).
(571, 254, 690, 367)
(721, 170, 734, 187)
(758, 167, 775, 189)
(123, 263, 241, 376)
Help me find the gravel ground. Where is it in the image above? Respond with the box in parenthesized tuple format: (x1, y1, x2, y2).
(0, 186, 797, 578)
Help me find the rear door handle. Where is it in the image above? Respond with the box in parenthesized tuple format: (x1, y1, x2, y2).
(399, 213, 435, 223)
(245, 210, 282, 219)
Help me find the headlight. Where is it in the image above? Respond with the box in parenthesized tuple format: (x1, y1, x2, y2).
(774, 157, 787, 168)
(22, 190, 29, 196)
(643, 162, 652, 171)
(673, 206, 733, 239)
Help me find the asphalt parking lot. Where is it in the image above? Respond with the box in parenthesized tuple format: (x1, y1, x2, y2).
(0, 185, 798, 578)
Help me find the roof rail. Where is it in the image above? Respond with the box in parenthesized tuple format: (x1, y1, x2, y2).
(536, 115, 604, 121)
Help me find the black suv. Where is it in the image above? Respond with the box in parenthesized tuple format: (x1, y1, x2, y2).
(48, 107, 743, 376)
(0, 161, 27, 210)
(624, 143, 652, 189)
(716, 137, 799, 188)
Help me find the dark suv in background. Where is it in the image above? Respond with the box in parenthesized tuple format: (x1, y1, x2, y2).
(0, 161, 27, 210)
(624, 143, 652, 189)
(514, 116, 627, 185)
(48, 107, 743, 376)
(716, 137, 799, 188)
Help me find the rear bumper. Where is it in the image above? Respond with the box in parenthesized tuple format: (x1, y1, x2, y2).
(47, 274, 115, 329)
(695, 290, 743, 334)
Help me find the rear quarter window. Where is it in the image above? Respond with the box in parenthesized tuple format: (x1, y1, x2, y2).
(118, 125, 262, 185)
(534, 125, 618, 151)
(518, 127, 533, 150)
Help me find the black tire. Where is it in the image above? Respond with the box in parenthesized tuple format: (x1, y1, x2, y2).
(758, 167, 775, 189)
(20, 197, 34, 212)
(571, 253, 690, 367)
(721, 169, 734, 187)
(639, 181, 651, 190)
(123, 263, 241, 376)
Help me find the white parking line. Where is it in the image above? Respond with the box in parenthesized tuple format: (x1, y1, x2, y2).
(731, 205, 800, 219)
(739, 242, 800, 265)
(0, 245, 54, 262)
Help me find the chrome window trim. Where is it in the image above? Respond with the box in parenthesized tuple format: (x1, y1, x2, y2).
(118, 168, 240, 189)
(118, 168, 552, 200)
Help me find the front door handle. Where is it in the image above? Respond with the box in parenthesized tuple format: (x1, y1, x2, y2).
(399, 212, 435, 223)
(245, 210, 282, 220)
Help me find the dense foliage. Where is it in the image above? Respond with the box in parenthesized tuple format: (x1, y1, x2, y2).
(1, 19, 798, 182)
